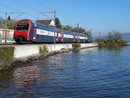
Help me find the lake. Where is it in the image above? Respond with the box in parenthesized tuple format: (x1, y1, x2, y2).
(0, 46, 130, 98)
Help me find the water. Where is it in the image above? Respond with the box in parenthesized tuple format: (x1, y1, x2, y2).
(0, 46, 130, 98)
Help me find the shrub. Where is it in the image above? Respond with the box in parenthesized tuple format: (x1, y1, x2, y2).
(39, 46, 48, 53)
(0, 47, 14, 68)
(116, 40, 127, 46)
(72, 43, 81, 48)
(106, 41, 115, 47)
(97, 40, 105, 47)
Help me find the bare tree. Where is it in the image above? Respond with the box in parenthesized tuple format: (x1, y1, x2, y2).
(113, 32, 122, 42)
(107, 32, 114, 41)
(65, 25, 72, 31)
(85, 30, 92, 36)
(7, 20, 18, 29)
(0, 17, 2, 27)
(0, 17, 4, 28)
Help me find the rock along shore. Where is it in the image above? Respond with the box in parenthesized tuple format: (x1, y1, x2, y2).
(0, 43, 98, 72)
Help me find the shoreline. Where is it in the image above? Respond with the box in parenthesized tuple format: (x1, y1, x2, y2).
(127, 43, 130, 45)
(0, 43, 98, 72)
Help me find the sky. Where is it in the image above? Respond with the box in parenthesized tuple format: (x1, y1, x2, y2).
(0, 0, 130, 37)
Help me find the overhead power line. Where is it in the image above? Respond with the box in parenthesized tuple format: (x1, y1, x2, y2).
(0, 1, 39, 20)
(14, 0, 37, 12)
(40, 13, 53, 19)
(37, 0, 52, 11)
(7, 12, 25, 20)
(40, 11, 56, 44)
(14, 0, 52, 20)
(25, 13, 39, 20)
(34, 0, 75, 24)
(0, 2, 19, 12)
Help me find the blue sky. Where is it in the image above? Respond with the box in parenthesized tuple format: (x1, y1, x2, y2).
(0, 0, 130, 37)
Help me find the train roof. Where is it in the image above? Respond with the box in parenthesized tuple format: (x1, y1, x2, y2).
(20, 19, 88, 37)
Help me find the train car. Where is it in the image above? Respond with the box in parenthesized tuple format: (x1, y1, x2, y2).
(87, 36, 93, 43)
(13, 19, 91, 43)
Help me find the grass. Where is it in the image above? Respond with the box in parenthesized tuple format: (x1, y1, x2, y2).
(0, 47, 15, 68)
(97, 39, 127, 47)
(72, 43, 81, 49)
(39, 46, 48, 53)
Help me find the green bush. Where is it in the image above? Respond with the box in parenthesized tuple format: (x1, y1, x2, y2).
(116, 40, 127, 46)
(40, 46, 48, 53)
(97, 39, 127, 47)
(0, 47, 14, 67)
(97, 40, 105, 47)
(106, 41, 115, 47)
(73, 43, 81, 48)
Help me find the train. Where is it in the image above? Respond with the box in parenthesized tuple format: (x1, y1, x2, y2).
(13, 19, 92, 43)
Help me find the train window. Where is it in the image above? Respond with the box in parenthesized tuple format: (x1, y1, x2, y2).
(42, 26, 44, 29)
(49, 27, 53, 31)
(16, 23, 29, 31)
(44, 26, 47, 30)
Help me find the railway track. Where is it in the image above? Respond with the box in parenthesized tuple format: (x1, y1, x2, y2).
(0, 43, 15, 45)
(0, 42, 87, 46)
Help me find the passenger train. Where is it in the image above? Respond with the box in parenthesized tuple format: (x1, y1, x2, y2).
(13, 19, 92, 43)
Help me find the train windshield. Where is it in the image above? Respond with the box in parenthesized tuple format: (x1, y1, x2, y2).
(16, 23, 29, 31)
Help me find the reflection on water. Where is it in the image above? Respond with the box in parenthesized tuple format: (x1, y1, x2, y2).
(13, 65, 40, 97)
(72, 47, 98, 54)
(0, 47, 130, 97)
(0, 70, 13, 92)
(14, 65, 39, 86)
(0, 65, 40, 97)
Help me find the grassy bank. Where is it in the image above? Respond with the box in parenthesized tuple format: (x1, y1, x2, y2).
(97, 39, 127, 47)
(39, 46, 48, 53)
(96, 31, 128, 47)
(0, 47, 15, 70)
(72, 43, 81, 49)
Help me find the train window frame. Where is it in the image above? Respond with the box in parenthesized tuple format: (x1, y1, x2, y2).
(16, 23, 29, 31)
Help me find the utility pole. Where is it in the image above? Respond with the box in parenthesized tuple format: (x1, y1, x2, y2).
(77, 23, 79, 33)
(4, 11, 24, 43)
(99, 32, 100, 39)
(40, 10, 56, 44)
(5, 10, 7, 43)
(90, 29, 92, 36)
(54, 10, 56, 44)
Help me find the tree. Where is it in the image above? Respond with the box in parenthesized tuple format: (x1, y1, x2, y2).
(113, 31, 122, 42)
(0, 17, 3, 27)
(60, 25, 67, 30)
(0, 15, 17, 29)
(85, 30, 92, 36)
(8, 16, 11, 20)
(107, 32, 114, 42)
(71, 27, 77, 32)
(7, 20, 18, 29)
(55, 18, 61, 28)
(0, 17, 5, 28)
(65, 25, 72, 31)
(107, 31, 122, 42)
(79, 27, 85, 34)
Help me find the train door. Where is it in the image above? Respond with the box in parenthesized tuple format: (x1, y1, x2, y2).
(33, 28, 36, 41)
(79, 37, 80, 42)
(56, 33, 59, 42)
(73, 36, 76, 42)
(61, 33, 64, 42)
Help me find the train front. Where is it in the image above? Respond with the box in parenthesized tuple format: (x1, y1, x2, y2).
(13, 20, 31, 43)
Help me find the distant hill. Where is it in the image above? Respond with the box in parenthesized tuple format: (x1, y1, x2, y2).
(122, 33, 130, 43)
